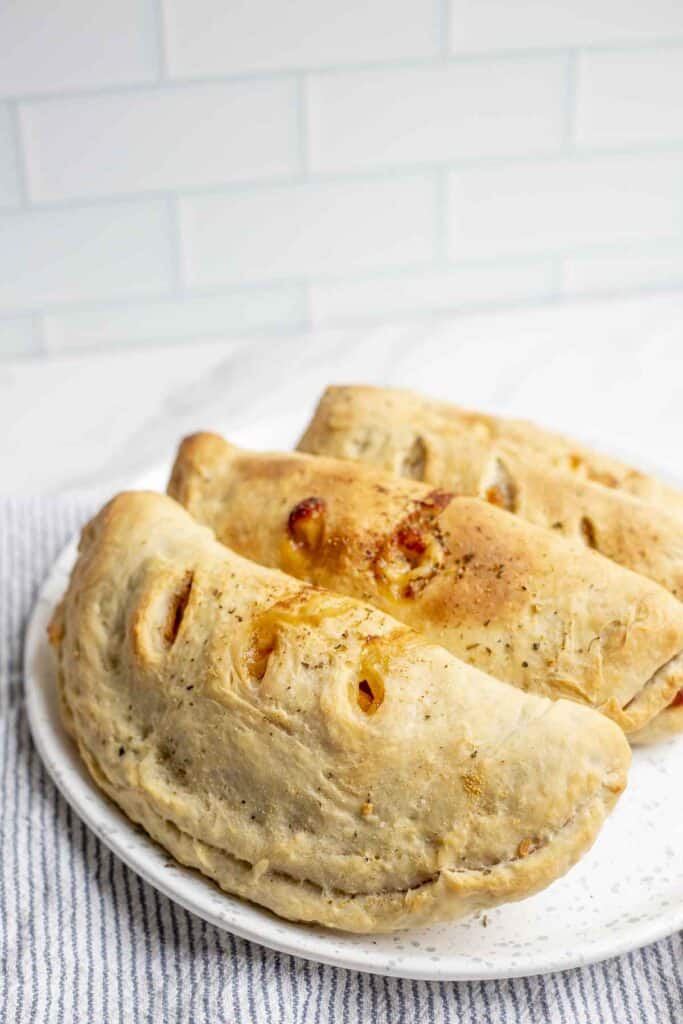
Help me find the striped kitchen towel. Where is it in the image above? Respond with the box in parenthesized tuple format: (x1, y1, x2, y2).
(1, 495, 681, 1024)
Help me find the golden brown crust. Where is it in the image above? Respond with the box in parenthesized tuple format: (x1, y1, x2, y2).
(297, 386, 683, 599)
(50, 491, 629, 932)
(427, 396, 683, 511)
(169, 434, 683, 733)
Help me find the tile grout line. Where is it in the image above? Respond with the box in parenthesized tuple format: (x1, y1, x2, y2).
(7, 36, 683, 106)
(438, 0, 451, 57)
(1, 238, 683, 322)
(153, 0, 169, 81)
(296, 74, 310, 177)
(7, 101, 31, 207)
(301, 281, 314, 331)
(563, 51, 580, 150)
(166, 196, 185, 293)
(5, 139, 683, 216)
(435, 169, 450, 265)
(30, 312, 47, 358)
(10, 282, 683, 361)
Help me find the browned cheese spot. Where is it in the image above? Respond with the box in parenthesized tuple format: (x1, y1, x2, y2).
(351, 631, 410, 716)
(281, 496, 328, 581)
(287, 496, 327, 551)
(245, 620, 277, 681)
(372, 490, 454, 599)
(356, 676, 384, 715)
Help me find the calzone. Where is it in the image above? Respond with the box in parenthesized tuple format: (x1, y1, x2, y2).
(418, 391, 683, 512)
(49, 492, 629, 933)
(298, 385, 683, 740)
(168, 434, 683, 734)
(297, 386, 683, 596)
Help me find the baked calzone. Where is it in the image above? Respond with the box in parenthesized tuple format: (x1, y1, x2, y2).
(298, 385, 683, 740)
(297, 386, 683, 596)
(168, 434, 683, 734)
(423, 391, 683, 512)
(49, 492, 630, 933)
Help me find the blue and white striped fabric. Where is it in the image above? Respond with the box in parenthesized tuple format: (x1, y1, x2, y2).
(1, 496, 681, 1024)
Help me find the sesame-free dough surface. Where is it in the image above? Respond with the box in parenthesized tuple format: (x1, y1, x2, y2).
(298, 385, 683, 740)
(169, 434, 683, 734)
(49, 492, 629, 933)
(422, 392, 683, 512)
(298, 386, 683, 598)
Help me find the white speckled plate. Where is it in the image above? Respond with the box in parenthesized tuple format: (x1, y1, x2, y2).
(25, 422, 683, 980)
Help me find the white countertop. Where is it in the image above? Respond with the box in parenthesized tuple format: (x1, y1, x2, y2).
(3, 290, 683, 497)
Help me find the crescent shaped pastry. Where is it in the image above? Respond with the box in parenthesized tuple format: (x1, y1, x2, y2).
(297, 385, 683, 740)
(168, 434, 683, 735)
(424, 392, 683, 513)
(49, 492, 629, 933)
(297, 387, 683, 596)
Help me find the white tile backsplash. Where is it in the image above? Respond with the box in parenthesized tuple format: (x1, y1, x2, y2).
(164, 0, 439, 78)
(308, 58, 569, 173)
(310, 262, 556, 325)
(21, 82, 299, 202)
(180, 177, 437, 287)
(0, 202, 172, 311)
(562, 243, 683, 295)
(448, 154, 683, 259)
(449, 0, 683, 52)
(576, 49, 683, 147)
(43, 288, 308, 352)
(0, 105, 21, 208)
(2, 1, 683, 358)
(0, 0, 159, 97)
(0, 317, 39, 356)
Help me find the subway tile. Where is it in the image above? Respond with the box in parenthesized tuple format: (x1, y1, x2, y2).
(164, 0, 438, 77)
(0, 202, 172, 310)
(310, 261, 555, 325)
(0, 0, 158, 97)
(43, 288, 307, 352)
(21, 82, 298, 202)
(0, 105, 20, 208)
(449, 0, 683, 51)
(562, 243, 683, 295)
(0, 317, 39, 357)
(576, 48, 683, 147)
(309, 58, 568, 172)
(180, 177, 437, 287)
(448, 154, 683, 259)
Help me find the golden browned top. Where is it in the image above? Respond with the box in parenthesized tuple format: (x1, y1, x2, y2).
(296, 385, 683, 600)
(302, 385, 683, 509)
(169, 433, 683, 732)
